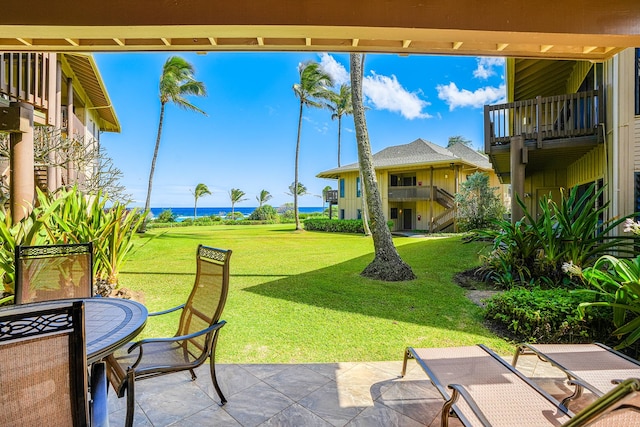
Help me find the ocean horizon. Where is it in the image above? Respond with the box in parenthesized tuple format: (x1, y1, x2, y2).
(150, 206, 324, 220)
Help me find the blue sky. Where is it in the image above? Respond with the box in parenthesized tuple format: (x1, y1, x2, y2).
(94, 52, 505, 208)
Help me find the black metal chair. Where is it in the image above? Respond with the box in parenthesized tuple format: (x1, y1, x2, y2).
(0, 300, 108, 427)
(106, 245, 231, 427)
(14, 242, 94, 304)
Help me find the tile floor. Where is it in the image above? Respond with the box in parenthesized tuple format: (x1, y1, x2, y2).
(106, 353, 590, 426)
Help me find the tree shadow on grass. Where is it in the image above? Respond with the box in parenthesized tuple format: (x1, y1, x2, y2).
(242, 241, 494, 338)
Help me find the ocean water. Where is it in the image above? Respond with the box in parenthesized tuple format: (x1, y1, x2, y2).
(150, 206, 324, 221)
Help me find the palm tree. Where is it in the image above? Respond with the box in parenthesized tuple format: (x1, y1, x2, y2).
(292, 62, 333, 230)
(350, 53, 415, 281)
(192, 183, 211, 219)
(321, 185, 332, 217)
(327, 84, 353, 167)
(447, 135, 472, 147)
(229, 188, 247, 220)
(256, 189, 272, 208)
(143, 56, 207, 227)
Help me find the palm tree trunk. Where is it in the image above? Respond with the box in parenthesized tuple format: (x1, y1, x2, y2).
(337, 115, 342, 167)
(350, 53, 415, 281)
(144, 102, 166, 226)
(360, 171, 371, 236)
(194, 197, 197, 220)
(294, 100, 303, 230)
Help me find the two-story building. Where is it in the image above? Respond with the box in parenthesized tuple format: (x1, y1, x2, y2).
(484, 48, 638, 226)
(317, 139, 506, 232)
(0, 53, 119, 221)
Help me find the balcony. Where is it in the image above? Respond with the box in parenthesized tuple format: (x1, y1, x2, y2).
(388, 186, 454, 208)
(484, 90, 602, 181)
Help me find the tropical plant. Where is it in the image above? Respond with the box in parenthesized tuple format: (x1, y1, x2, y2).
(248, 205, 278, 221)
(455, 172, 504, 231)
(326, 84, 353, 167)
(143, 56, 207, 229)
(292, 61, 333, 230)
(156, 209, 176, 223)
(229, 188, 247, 220)
(447, 135, 472, 147)
(477, 184, 635, 289)
(350, 53, 415, 281)
(256, 189, 272, 208)
(287, 182, 308, 198)
(192, 183, 211, 219)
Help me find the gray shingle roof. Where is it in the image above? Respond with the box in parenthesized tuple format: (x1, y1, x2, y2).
(317, 138, 492, 178)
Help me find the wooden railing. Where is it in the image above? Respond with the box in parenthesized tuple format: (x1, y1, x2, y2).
(0, 53, 55, 110)
(325, 189, 338, 203)
(484, 90, 602, 152)
(431, 207, 455, 232)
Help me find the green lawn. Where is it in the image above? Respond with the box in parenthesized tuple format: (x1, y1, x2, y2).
(119, 224, 511, 363)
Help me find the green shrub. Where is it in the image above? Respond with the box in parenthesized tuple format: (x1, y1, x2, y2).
(155, 209, 176, 222)
(303, 218, 393, 233)
(484, 287, 612, 344)
(455, 172, 505, 232)
(248, 205, 279, 221)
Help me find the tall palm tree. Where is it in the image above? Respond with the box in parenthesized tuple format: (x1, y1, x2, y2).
(143, 56, 207, 226)
(292, 62, 333, 230)
(350, 53, 415, 281)
(256, 189, 272, 208)
(327, 84, 353, 167)
(229, 188, 247, 220)
(192, 183, 211, 219)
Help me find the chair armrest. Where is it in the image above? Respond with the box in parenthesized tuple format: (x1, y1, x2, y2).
(128, 320, 226, 353)
(444, 384, 492, 427)
(90, 361, 110, 427)
(149, 303, 185, 317)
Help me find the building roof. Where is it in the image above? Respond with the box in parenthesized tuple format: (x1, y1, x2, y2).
(317, 138, 492, 179)
(63, 53, 120, 133)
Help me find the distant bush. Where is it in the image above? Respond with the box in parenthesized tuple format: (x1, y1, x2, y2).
(484, 287, 612, 344)
(155, 209, 176, 223)
(248, 205, 279, 221)
(304, 218, 393, 233)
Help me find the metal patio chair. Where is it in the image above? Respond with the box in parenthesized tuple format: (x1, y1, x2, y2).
(513, 342, 640, 407)
(0, 300, 108, 427)
(15, 242, 94, 304)
(105, 245, 231, 427)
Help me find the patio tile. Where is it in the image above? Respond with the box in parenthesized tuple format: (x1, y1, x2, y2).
(239, 363, 292, 380)
(134, 373, 216, 426)
(260, 403, 333, 426)
(260, 364, 334, 401)
(305, 362, 359, 380)
(221, 381, 294, 427)
(376, 379, 442, 425)
(335, 362, 399, 400)
(345, 401, 425, 427)
(297, 380, 371, 426)
(169, 404, 242, 426)
(194, 363, 262, 400)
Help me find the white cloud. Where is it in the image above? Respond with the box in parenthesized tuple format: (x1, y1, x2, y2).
(363, 72, 431, 120)
(318, 53, 349, 86)
(436, 82, 506, 111)
(473, 57, 505, 79)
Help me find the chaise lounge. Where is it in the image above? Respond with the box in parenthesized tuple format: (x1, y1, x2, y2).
(402, 344, 640, 426)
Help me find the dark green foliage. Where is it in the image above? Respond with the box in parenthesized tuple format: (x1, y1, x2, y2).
(155, 209, 176, 223)
(304, 218, 392, 233)
(248, 205, 279, 221)
(477, 184, 635, 289)
(484, 288, 612, 344)
(455, 172, 505, 231)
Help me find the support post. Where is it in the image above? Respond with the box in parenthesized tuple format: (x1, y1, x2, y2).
(3, 102, 35, 224)
(510, 135, 525, 224)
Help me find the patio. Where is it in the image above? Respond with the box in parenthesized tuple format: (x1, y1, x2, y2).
(107, 355, 587, 426)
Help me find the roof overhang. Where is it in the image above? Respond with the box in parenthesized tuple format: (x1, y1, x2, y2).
(1, 0, 640, 60)
(61, 53, 120, 132)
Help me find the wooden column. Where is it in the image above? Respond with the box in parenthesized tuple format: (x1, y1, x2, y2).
(66, 77, 74, 185)
(429, 166, 434, 233)
(48, 59, 62, 191)
(1, 102, 35, 224)
(510, 135, 526, 223)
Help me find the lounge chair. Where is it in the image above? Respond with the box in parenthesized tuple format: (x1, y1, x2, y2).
(402, 345, 640, 426)
(513, 342, 640, 407)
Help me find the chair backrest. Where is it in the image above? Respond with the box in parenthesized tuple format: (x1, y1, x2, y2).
(564, 378, 640, 426)
(0, 300, 89, 427)
(177, 245, 231, 357)
(15, 243, 93, 304)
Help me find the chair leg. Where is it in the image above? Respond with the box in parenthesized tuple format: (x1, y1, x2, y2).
(125, 370, 136, 427)
(189, 368, 197, 380)
(209, 359, 227, 405)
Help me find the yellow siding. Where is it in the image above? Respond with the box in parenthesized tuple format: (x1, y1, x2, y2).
(635, 118, 640, 170)
(567, 145, 605, 188)
(566, 62, 593, 94)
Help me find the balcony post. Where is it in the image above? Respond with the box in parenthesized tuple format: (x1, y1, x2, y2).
(2, 102, 35, 224)
(429, 166, 434, 233)
(484, 105, 491, 154)
(536, 96, 542, 148)
(510, 135, 525, 224)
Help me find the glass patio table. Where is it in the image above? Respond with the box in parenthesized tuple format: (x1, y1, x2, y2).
(0, 297, 148, 363)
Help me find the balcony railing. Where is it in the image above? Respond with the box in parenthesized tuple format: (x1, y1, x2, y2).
(325, 189, 338, 203)
(484, 90, 602, 152)
(0, 53, 54, 110)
